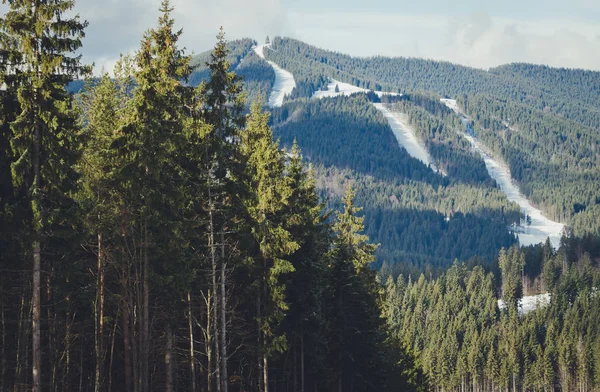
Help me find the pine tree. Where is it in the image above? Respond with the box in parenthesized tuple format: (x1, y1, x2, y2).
(0, 1, 89, 390)
(112, 1, 193, 389)
(241, 101, 298, 392)
(200, 27, 246, 392)
(279, 142, 330, 391)
(326, 186, 384, 391)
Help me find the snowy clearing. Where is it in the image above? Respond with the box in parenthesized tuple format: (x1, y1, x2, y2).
(498, 293, 551, 315)
(313, 78, 401, 99)
(253, 44, 296, 108)
(441, 99, 564, 248)
(373, 104, 437, 170)
(312, 79, 369, 99)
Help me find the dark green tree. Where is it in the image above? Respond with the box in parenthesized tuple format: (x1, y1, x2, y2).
(0, 1, 89, 389)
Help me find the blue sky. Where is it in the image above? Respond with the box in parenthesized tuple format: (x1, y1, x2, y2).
(6, 0, 597, 72)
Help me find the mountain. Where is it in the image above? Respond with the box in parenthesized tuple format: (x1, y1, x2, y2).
(188, 36, 600, 273)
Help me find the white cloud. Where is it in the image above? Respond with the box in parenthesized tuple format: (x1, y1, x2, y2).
(2, 1, 599, 72)
(73, 0, 289, 73)
(285, 10, 600, 71)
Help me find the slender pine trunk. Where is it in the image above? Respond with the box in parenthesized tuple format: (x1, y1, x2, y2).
(122, 270, 132, 392)
(32, 238, 41, 392)
(257, 295, 263, 392)
(206, 291, 213, 392)
(14, 293, 25, 392)
(188, 292, 197, 392)
(96, 232, 105, 392)
(1, 299, 5, 392)
(220, 233, 228, 392)
(165, 326, 174, 392)
(108, 310, 119, 392)
(142, 224, 150, 392)
(300, 333, 305, 392)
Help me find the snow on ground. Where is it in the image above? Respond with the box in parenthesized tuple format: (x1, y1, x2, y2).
(373, 103, 437, 170)
(312, 79, 437, 172)
(253, 44, 296, 108)
(441, 99, 564, 248)
(313, 79, 369, 99)
(313, 78, 402, 99)
(498, 293, 551, 315)
(440, 98, 459, 114)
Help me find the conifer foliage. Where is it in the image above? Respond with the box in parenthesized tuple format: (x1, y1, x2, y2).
(0, 2, 417, 391)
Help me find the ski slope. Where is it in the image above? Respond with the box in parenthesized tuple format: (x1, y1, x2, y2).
(373, 104, 436, 169)
(441, 99, 564, 248)
(498, 293, 551, 315)
(254, 47, 434, 173)
(253, 44, 296, 108)
(313, 80, 436, 170)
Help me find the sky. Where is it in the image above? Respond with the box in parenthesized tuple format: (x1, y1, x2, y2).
(6, 0, 600, 73)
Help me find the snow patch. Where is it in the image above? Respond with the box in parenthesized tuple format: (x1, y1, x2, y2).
(253, 44, 296, 108)
(440, 98, 459, 114)
(441, 99, 564, 248)
(313, 78, 402, 99)
(313, 79, 369, 99)
(498, 293, 551, 315)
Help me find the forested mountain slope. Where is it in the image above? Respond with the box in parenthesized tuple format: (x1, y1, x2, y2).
(265, 37, 600, 128)
(269, 94, 519, 272)
(257, 37, 600, 239)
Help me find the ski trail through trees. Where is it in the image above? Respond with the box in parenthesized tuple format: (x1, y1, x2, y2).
(253, 44, 296, 108)
(441, 99, 564, 248)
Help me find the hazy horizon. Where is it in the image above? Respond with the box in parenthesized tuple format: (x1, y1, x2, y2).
(3, 0, 599, 73)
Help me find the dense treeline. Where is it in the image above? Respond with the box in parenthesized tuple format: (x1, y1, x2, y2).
(0, 2, 416, 392)
(458, 94, 600, 233)
(314, 165, 519, 273)
(265, 37, 600, 128)
(384, 236, 600, 391)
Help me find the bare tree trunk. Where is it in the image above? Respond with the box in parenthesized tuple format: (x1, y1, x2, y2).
(206, 292, 213, 392)
(220, 233, 228, 392)
(47, 272, 57, 392)
(32, 239, 41, 392)
(14, 292, 26, 392)
(123, 282, 133, 392)
(263, 353, 268, 392)
(62, 306, 72, 392)
(142, 224, 150, 392)
(108, 310, 119, 392)
(257, 296, 263, 392)
(300, 333, 305, 392)
(165, 327, 174, 392)
(96, 232, 105, 392)
(211, 223, 221, 392)
(188, 292, 197, 392)
(1, 299, 5, 392)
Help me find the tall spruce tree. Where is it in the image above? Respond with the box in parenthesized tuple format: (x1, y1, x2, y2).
(0, 1, 88, 390)
(241, 101, 298, 392)
(200, 26, 245, 392)
(326, 186, 385, 391)
(278, 142, 330, 391)
(113, 1, 193, 390)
